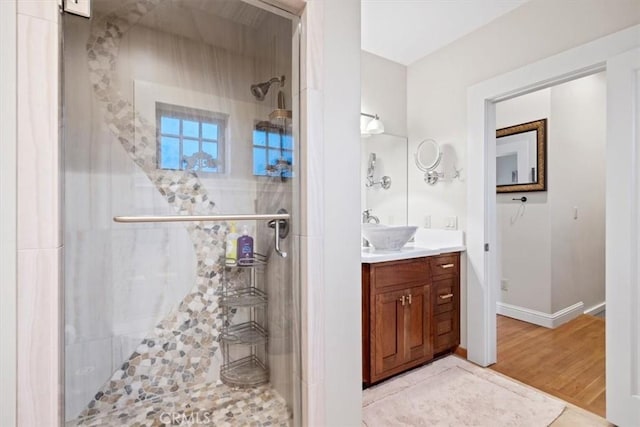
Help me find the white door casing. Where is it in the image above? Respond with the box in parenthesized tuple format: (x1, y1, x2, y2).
(467, 25, 639, 424)
(605, 47, 640, 427)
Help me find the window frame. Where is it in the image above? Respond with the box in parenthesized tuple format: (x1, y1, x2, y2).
(156, 102, 227, 174)
(252, 122, 294, 178)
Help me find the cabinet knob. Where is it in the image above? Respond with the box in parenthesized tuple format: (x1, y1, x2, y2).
(408, 294, 412, 305)
(399, 295, 406, 306)
(441, 263, 455, 269)
(440, 293, 454, 300)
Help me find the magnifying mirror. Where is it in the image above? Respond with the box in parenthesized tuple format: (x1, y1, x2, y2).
(415, 139, 442, 171)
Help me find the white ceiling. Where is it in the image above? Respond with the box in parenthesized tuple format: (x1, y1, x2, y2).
(362, 0, 530, 66)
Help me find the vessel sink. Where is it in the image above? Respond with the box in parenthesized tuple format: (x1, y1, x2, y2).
(361, 224, 419, 251)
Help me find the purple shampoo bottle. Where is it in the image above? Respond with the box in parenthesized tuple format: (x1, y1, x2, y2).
(237, 226, 254, 265)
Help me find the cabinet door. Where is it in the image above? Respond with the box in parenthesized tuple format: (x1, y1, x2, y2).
(405, 285, 432, 363)
(373, 288, 406, 376)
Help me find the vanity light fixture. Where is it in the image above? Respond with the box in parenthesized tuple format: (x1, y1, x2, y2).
(361, 112, 385, 135)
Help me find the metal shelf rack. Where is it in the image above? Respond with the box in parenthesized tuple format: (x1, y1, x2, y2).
(220, 251, 269, 387)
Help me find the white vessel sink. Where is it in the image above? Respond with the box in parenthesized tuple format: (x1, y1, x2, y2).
(361, 224, 418, 251)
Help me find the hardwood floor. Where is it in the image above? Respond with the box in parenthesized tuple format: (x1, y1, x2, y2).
(491, 314, 606, 417)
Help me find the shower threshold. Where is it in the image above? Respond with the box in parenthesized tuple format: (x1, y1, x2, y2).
(66, 381, 291, 427)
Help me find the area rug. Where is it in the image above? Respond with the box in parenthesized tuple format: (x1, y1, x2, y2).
(363, 356, 565, 427)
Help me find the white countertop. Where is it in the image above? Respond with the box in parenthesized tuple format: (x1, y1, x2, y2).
(361, 228, 466, 263)
(361, 244, 465, 263)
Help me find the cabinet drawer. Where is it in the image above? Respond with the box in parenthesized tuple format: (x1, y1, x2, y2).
(372, 258, 429, 290)
(430, 253, 458, 279)
(433, 278, 456, 315)
(433, 312, 459, 353)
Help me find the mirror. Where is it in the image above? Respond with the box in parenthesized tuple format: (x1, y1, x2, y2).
(361, 134, 408, 225)
(415, 139, 442, 171)
(496, 118, 547, 193)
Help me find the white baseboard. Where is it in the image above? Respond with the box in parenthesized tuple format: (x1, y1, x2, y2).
(496, 301, 584, 328)
(584, 302, 606, 316)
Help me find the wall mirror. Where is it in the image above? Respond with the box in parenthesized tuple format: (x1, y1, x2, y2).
(361, 134, 408, 225)
(496, 118, 547, 193)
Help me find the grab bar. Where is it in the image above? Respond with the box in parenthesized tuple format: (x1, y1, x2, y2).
(113, 212, 290, 258)
(113, 213, 289, 223)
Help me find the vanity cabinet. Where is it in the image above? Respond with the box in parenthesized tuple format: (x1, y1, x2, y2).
(362, 252, 460, 385)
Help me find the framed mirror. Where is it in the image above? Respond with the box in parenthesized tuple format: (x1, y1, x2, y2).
(496, 118, 547, 193)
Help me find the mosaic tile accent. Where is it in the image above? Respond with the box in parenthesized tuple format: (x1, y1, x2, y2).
(74, 0, 281, 421)
(68, 381, 291, 427)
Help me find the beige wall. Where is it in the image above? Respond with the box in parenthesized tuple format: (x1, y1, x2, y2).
(549, 73, 606, 313)
(408, 0, 640, 345)
(496, 89, 553, 313)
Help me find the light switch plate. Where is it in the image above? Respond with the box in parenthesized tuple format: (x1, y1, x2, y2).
(64, 0, 91, 18)
(445, 216, 458, 230)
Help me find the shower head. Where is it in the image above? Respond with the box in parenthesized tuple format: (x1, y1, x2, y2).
(250, 75, 285, 101)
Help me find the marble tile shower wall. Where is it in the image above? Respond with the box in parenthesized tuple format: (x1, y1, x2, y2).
(64, 0, 295, 422)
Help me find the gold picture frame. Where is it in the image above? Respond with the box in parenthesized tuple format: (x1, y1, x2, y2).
(496, 118, 547, 193)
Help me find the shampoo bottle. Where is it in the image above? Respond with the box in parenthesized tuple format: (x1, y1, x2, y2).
(225, 222, 239, 265)
(237, 226, 254, 265)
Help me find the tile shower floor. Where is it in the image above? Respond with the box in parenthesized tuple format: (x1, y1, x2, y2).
(66, 382, 291, 427)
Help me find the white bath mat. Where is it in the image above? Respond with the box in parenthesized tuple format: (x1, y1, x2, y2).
(363, 356, 565, 427)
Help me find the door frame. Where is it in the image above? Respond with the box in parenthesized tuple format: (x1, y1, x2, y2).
(0, 0, 17, 426)
(605, 46, 640, 425)
(466, 23, 640, 420)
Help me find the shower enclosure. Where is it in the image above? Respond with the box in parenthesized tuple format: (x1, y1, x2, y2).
(63, 0, 300, 425)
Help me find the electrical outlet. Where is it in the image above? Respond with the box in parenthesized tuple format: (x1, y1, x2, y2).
(424, 215, 431, 228)
(501, 279, 509, 291)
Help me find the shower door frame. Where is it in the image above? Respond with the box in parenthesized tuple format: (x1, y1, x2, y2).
(9, 0, 304, 425)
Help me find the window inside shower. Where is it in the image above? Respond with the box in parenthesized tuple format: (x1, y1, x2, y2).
(156, 103, 227, 173)
(63, 0, 300, 425)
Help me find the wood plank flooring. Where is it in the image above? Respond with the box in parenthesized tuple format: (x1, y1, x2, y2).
(490, 314, 605, 417)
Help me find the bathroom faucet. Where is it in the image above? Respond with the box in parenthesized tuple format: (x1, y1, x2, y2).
(362, 209, 380, 247)
(362, 209, 380, 224)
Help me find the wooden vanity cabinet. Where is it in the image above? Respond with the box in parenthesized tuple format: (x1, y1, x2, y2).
(362, 252, 460, 385)
(430, 253, 461, 354)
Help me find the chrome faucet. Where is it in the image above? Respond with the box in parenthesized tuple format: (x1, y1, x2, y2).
(362, 209, 380, 247)
(362, 209, 380, 224)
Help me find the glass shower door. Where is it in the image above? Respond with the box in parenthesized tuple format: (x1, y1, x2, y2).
(63, 0, 299, 425)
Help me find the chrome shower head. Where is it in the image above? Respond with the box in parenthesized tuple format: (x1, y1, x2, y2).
(250, 75, 285, 101)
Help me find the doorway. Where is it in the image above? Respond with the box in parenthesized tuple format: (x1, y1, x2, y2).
(466, 26, 640, 426)
(489, 73, 607, 416)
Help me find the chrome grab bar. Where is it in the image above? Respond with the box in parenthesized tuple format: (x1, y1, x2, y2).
(113, 213, 290, 223)
(113, 212, 290, 258)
